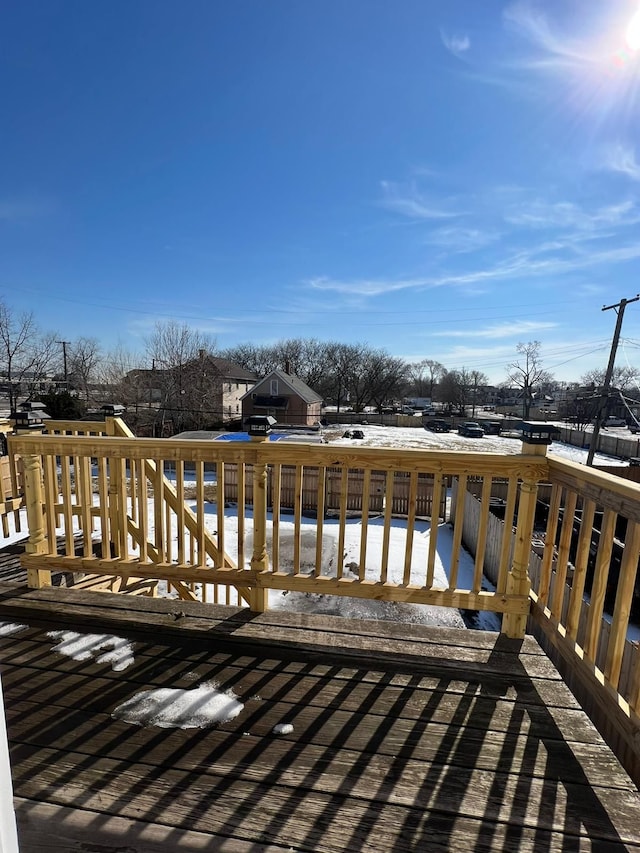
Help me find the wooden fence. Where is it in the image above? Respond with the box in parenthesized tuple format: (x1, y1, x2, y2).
(222, 465, 446, 519)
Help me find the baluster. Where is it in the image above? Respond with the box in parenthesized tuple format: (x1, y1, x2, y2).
(249, 439, 269, 611)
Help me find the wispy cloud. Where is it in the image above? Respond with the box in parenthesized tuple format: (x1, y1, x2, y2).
(307, 275, 429, 298)
(435, 343, 516, 363)
(502, 1, 596, 71)
(306, 241, 640, 298)
(425, 226, 501, 253)
(433, 320, 558, 339)
(379, 180, 462, 220)
(440, 29, 470, 59)
(504, 199, 639, 232)
(602, 143, 640, 181)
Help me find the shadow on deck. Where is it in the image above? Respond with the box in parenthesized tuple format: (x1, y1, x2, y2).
(0, 582, 638, 852)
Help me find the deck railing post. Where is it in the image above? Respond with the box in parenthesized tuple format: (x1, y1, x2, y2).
(22, 451, 52, 588)
(503, 441, 547, 639)
(249, 438, 269, 612)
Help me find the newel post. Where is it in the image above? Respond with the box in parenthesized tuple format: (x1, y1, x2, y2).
(503, 424, 554, 638)
(247, 417, 275, 612)
(22, 452, 52, 588)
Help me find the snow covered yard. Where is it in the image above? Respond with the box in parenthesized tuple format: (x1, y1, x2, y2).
(195, 505, 475, 629)
(324, 421, 628, 465)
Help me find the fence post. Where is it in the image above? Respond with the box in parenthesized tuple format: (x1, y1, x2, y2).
(22, 452, 52, 588)
(249, 439, 269, 612)
(503, 441, 547, 639)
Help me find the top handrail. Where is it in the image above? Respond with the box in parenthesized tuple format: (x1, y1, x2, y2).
(9, 431, 551, 478)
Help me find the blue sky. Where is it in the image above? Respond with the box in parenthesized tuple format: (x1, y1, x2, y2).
(3, 0, 640, 383)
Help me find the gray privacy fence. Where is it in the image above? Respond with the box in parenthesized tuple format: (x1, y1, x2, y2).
(556, 425, 640, 459)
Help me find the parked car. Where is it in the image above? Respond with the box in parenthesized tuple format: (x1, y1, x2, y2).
(629, 422, 640, 434)
(458, 421, 485, 437)
(425, 419, 452, 433)
(604, 416, 627, 427)
(480, 421, 502, 435)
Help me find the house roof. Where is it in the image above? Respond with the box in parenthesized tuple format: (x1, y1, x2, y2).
(191, 356, 258, 382)
(126, 357, 257, 384)
(241, 369, 322, 404)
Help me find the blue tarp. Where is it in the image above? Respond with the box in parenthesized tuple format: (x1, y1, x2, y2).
(214, 432, 291, 442)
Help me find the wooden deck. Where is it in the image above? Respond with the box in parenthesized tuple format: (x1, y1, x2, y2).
(0, 582, 639, 852)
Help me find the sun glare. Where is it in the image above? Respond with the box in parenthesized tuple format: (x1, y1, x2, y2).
(625, 8, 640, 51)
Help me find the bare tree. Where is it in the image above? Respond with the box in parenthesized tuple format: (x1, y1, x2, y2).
(580, 365, 640, 393)
(408, 359, 445, 400)
(469, 369, 489, 417)
(222, 342, 279, 378)
(0, 301, 58, 411)
(67, 336, 103, 401)
(225, 338, 332, 392)
(145, 321, 218, 432)
(364, 351, 408, 413)
(439, 368, 471, 416)
(320, 342, 365, 411)
(506, 341, 553, 419)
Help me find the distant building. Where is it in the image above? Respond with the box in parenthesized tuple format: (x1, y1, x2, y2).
(241, 366, 322, 427)
(124, 353, 257, 429)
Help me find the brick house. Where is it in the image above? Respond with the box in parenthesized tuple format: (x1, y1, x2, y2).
(241, 367, 323, 427)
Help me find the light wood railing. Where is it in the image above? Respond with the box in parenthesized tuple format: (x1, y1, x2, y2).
(9, 426, 550, 637)
(528, 454, 640, 783)
(8, 422, 640, 780)
(0, 416, 25, 538)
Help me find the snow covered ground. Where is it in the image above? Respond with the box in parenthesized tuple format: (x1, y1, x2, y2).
(197, 505, 475, 629)
(324, 422, 627, 465)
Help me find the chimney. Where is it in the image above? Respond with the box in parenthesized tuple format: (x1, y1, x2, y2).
(199, 349, 206, 360)
(285, 360, 291, 375)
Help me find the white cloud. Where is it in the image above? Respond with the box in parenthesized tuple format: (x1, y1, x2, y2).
(379, 180, 462, 220)
(433, 320, 558, 339)
(603, 143, 640, 181)
(425, 226, 501, 253)
(502, 1, 595, 70)
(436, 343, 516, 363)
(440, 30, 471, 59)
(306, 240, 640, 299)
(504, 199, 639, 231)
(307, 275, 429, 297)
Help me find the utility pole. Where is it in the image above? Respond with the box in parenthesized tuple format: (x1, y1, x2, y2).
(57, 341, 70, 388)
(586, 295, 639, 466)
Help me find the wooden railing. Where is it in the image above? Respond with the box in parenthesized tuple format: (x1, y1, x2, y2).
(0, 416, 25, 538)
(7, 421, 640, 781)
(528, 454, 640, 784)
(8, 425, 550, 637)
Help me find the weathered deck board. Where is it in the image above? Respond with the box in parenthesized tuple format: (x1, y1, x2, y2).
(0, 581, 639, 852)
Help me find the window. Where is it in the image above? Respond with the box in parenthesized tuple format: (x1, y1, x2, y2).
(270, 379, 278, 395)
